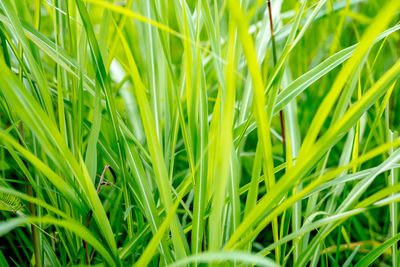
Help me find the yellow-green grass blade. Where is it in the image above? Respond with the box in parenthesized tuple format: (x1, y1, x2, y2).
(123, 137, 173, 263)
(225, 52, 400, 250)
(209, 22, 236, 252)
(230, 139, 400, 250)
(0, 58, 119, 262)
(135, 176, 192, 267)
(168, 251, 280, 267)
(0, 216, 117, 266)
(298, 0, 400, 158)
(0, 0, 55, 122)
(116, 25, 189, 259)
(227, 0, 278, 256)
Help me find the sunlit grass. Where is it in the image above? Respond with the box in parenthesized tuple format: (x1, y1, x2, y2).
(0, 0, 400, 266)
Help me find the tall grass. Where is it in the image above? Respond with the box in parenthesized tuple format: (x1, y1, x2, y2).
(0, 0, 400, 266)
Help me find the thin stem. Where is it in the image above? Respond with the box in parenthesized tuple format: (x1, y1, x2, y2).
(18, 123, 41, 267)
(84, 165, 117, 265)
(279, 110, 286, 150)
(267, 0, 278, 66)
(267, 1, 285, 264)
(267, 0, 286, 154)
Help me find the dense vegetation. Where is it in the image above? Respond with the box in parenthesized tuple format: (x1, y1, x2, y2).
(0, 0, 400, 266)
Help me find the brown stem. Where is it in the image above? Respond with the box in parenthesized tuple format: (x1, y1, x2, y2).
(18, 123, 41, 267)
(267, 0, 286, 156)
(267, 0, 278, 66)
(84, 165, 117, 265)
(279, 110, 286, 149)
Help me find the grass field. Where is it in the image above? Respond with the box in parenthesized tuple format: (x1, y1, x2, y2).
(0, 0, 400, 266)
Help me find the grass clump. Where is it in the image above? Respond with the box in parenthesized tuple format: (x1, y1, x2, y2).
(0, 0, 400, 266)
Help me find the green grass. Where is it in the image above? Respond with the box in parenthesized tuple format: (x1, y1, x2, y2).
(0, 0, 400, 266)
